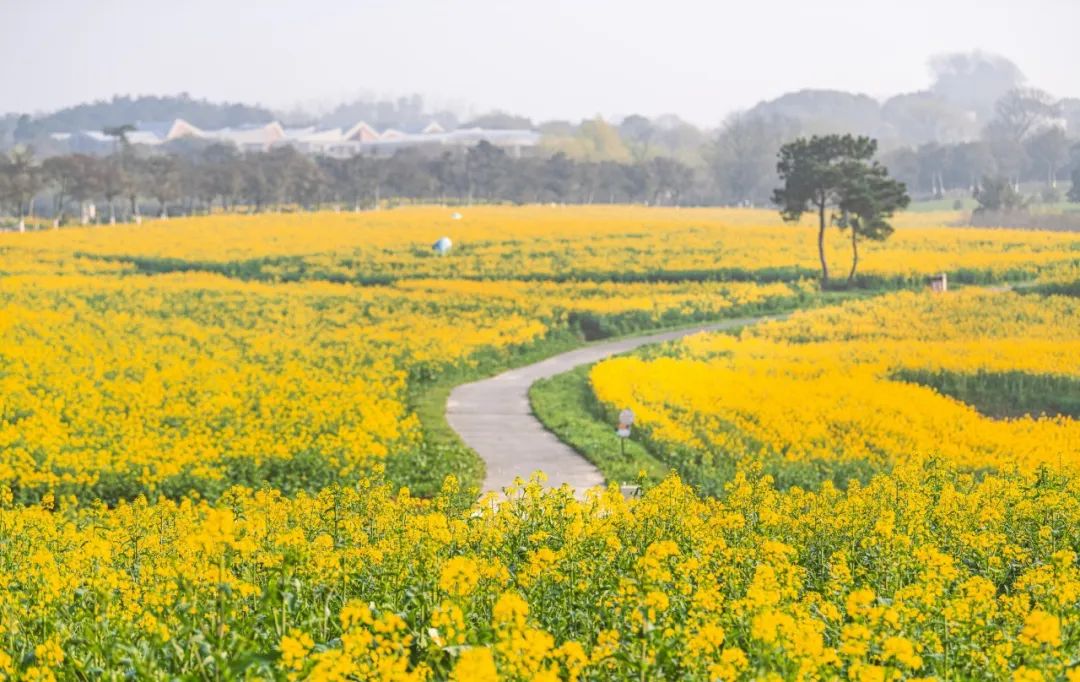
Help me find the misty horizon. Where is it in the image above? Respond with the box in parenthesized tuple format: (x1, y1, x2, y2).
(4, 0, 1079, 127)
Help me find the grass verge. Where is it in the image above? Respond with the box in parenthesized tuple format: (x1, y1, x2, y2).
(529, 366, 672, 486)
(389, 330, 583, 497)
(397, 288, 884, 496)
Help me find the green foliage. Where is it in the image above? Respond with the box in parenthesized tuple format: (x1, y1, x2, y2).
(531, 364, 885, 497)
(529, 367, 671, 486)
(894, 368, 1080, 420)
(974, 175, 1029, 213)
(773, 135, 878, 224)
(834, 159, 911, 281)
(399, 329, 583, 496)
(773, 134, 881, 284)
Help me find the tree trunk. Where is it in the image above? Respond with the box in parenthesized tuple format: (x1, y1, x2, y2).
(54, 195, 65, 228)
(109, 201, 116, 225)
(848, 226, 859, 283)
(817, 199, 830, 284)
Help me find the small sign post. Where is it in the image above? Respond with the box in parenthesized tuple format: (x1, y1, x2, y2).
(616, 408, 634, 458)
(929, 272, 948, 293)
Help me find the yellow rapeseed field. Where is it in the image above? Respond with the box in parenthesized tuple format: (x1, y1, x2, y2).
(591, 289, 1080, 491)
(0, 206, 1079, 679)
(4, 207, 1079, 283)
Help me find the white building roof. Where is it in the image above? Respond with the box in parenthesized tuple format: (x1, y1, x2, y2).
(344, 121, 380, 142)
(299, 128, 346, 143)
(52, 118, 539, 154)
(126, 130, 164, 145)
(213, 122, 286, 146)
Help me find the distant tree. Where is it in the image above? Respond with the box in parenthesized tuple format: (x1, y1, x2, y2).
(461, 111, 533, 130)
(834, 161, 910, 282)
(746, 90, 878, 138)
(103, 124, 135, 152)
(619, 115, 655, 162)
(349, 155, 389, 209)
(123, 155, 146, 221)
(97, 155, 128, 223)
(142, 155, 181, 218)
(983, 131, 1028, 188)
(15, 94, 276, 141)
(974, 175, 1028, 213)
(240, 152, 273, 212)
(880, 91, 976, 145)
(929, 52, 1025, 121)
(385, 149, 432, 202)
(578, 118, 632, 163)
(543, 119, 634, 164)
(990, 88, 1059, 142)
(646, 157, 693, 206)
(542, 152, 578, 202)
(914, 143, 949, 197)
(199, 144, 243, 211)
(708, 113, 792, 205)
(1024, 126, 1069, 188)
(0, 146, 45, 231)
(596, 161, 636, 203)
(430, 151, 468, 204)
(260, 146, 309, 210)
(65, 154, 103, 224)
(466, 141, 508, 202)
(946, 141, 996, 191)
(43, 155, 82, 225)
(280, 150, 325, 209)
(773, 135, 877, 284)
(1068, 167, 1080, 203)
(878, 146, 920, 194)
(647, 115, 709, 167)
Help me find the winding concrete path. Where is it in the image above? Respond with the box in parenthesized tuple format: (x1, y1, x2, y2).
(446, 315, 783, 496)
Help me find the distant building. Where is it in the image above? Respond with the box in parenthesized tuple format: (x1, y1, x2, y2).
(49, 117, 540, 157)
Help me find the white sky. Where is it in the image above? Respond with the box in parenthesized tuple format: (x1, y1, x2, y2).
(2, 0, 1078, 125)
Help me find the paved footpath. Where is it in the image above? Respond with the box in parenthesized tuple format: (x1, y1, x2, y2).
(446, 314, 782, 496)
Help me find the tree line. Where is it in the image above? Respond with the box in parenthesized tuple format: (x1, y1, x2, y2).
(0, 141, 704, 229)
(710, 87, 1080, 207)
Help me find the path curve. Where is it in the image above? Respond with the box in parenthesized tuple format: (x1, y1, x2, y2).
(446, 315, 783, 496)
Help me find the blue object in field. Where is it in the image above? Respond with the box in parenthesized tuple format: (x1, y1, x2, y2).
(433, 236, 453, 255)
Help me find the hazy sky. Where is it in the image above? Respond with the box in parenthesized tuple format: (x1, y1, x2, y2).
(3, 0, 1078, 125)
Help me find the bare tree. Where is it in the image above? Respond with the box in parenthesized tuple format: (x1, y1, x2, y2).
(142, 155, 181, 218)
(990, 88, 1059, 141)
(1025, 126, 1069, 188)
(0, 147, 45, 231)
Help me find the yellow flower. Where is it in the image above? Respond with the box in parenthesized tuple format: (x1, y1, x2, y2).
(493, 592, 529, 630)
(845, 589, 876, 618)
(439, 556, 480, 598)
(1020, 609, 1061, 647)
(34, 637, 64, 667)
(643, 591, 670, 614)
(280, 630, 314, 671)
(451, 647, 498, 682)
(881, 635, 922, 670)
